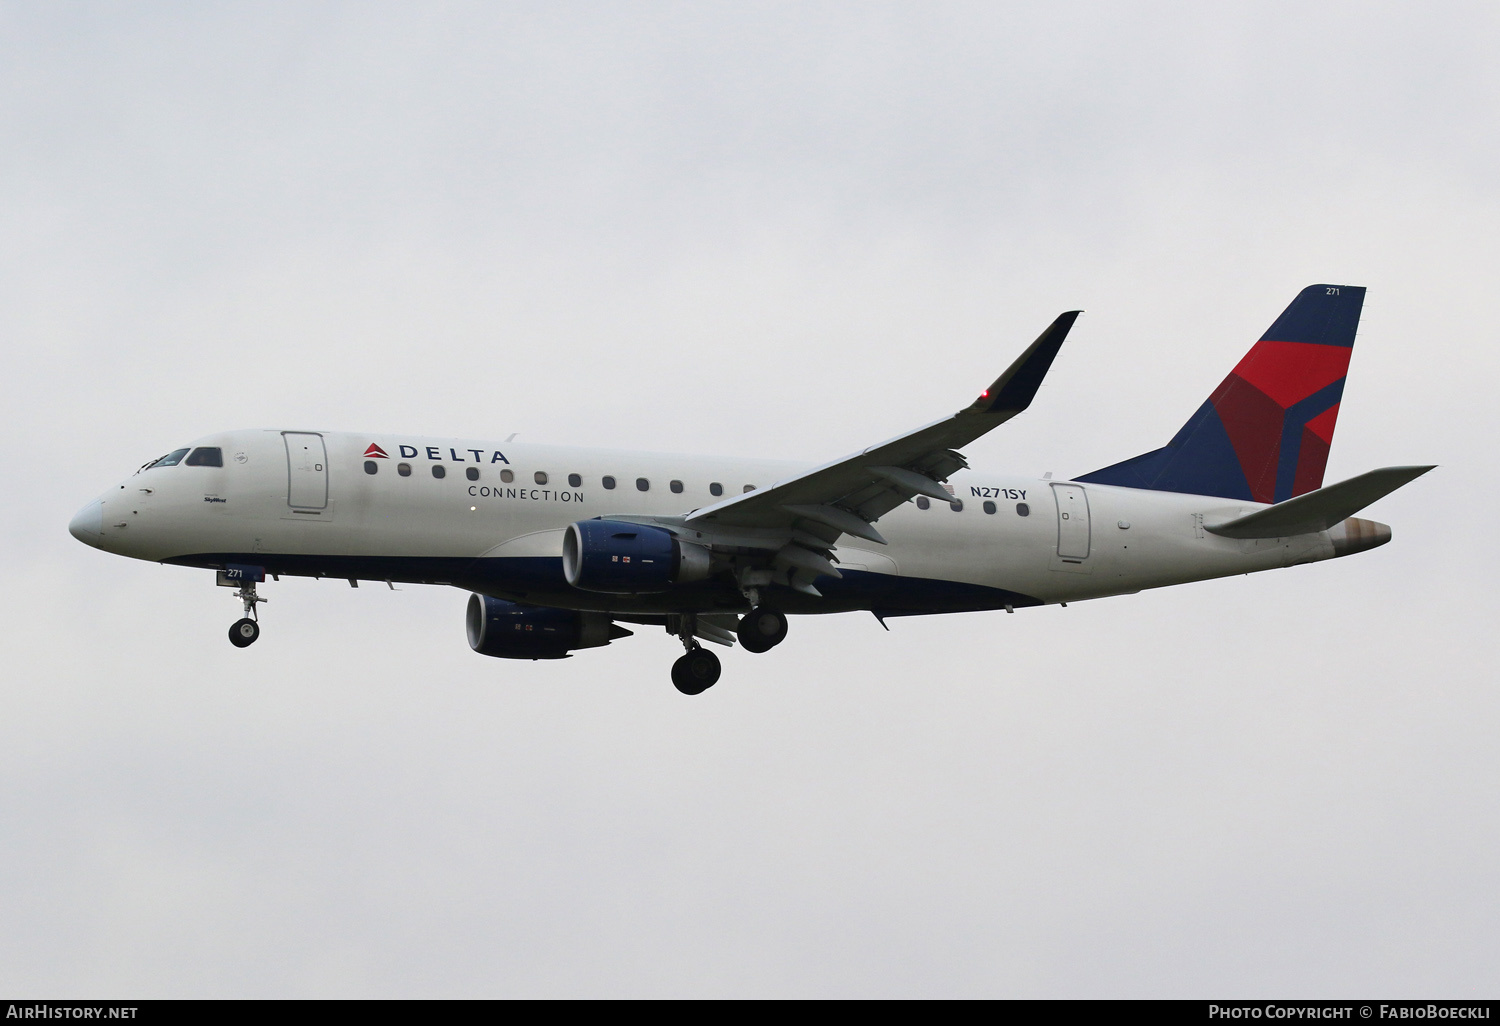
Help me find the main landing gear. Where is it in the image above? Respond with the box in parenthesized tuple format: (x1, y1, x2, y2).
(667, 606, 788, 695)
(671, 646, 721, 696)
(737, 606, 788, 653)
(227, 579, 267, 649)
(669, 613, 724, 695)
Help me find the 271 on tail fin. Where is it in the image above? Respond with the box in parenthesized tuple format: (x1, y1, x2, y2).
(1079, 285, 1365, 502)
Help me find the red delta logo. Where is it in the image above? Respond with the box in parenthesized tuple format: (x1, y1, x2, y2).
(359, 441, 512, 464)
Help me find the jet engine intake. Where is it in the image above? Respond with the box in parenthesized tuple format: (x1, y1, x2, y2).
(563, 519, 712, 594)
(466, 593, 630, 660)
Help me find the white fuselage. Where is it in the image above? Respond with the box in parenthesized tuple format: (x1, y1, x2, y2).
(70, 428, 1359, 618)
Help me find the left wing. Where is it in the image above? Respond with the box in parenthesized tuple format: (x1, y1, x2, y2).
(602, 311, 1080, 598)
(685, 310, 1081, 548)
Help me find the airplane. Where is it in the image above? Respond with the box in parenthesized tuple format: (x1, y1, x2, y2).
(68, 284, 1432, 695)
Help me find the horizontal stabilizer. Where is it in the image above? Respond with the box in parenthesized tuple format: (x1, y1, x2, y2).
(1205, 465, 1435, 539)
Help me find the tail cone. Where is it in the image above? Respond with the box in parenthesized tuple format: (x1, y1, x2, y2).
(1329, 517, 1391, 556)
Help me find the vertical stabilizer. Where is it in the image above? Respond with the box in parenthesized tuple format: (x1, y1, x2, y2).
(1077, 284, 1365, 502)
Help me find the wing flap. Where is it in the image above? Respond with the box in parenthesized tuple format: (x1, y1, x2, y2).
(869, 465, 956, 502)
(780, 504, 889, 545)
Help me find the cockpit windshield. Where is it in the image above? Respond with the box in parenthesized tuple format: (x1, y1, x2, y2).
(145, 448, 191, 470)
(185, 447, 223, 467)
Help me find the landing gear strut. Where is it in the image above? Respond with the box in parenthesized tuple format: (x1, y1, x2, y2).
(738, 606, 787, 653)
(227, 579, 267, 648)
(668, 614, 722, 695)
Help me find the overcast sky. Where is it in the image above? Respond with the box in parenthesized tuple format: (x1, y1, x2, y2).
(2, 1, 1496, 998)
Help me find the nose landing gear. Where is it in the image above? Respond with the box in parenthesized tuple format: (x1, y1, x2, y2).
(227, 578, 267, 648)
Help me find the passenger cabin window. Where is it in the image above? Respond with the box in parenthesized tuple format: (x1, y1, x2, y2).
(982, 500, 996, 515)
(500, 469, 514, 483)
(602, 476, 616, 490)
(398, 463, 412, 477)
(636, 477, 650, 492)
(365, 461, 379, 475)
(916, 496, 930, 510)
(709, 482, 723, 497)
(185, 447, 223, 467)
(148, 448, 191, 469)
(432, 465, 446, 479)
(534, 471, 548, 485)
(466, 467, 479, 481)
(743, 484, 755, 493)
(950, 499, 963, 512)
(568, 473, 582, 488)
(1016, 502, 1030, 517)
(670, 480, 683, 494)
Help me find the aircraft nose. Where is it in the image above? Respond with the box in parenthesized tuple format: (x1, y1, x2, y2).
(69, 500, 104, 547)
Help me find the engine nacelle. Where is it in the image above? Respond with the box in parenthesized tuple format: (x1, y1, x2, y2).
(562, 519, 712, 594)
(465, 593, 629, 660)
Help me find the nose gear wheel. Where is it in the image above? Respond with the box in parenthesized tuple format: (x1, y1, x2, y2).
(228, 618, 260, 648)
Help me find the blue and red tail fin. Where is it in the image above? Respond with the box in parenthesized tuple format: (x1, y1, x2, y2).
(1077, 284, 1365, 503)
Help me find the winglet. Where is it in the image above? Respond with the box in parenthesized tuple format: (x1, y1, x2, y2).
(970, 310, 1081, 416)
